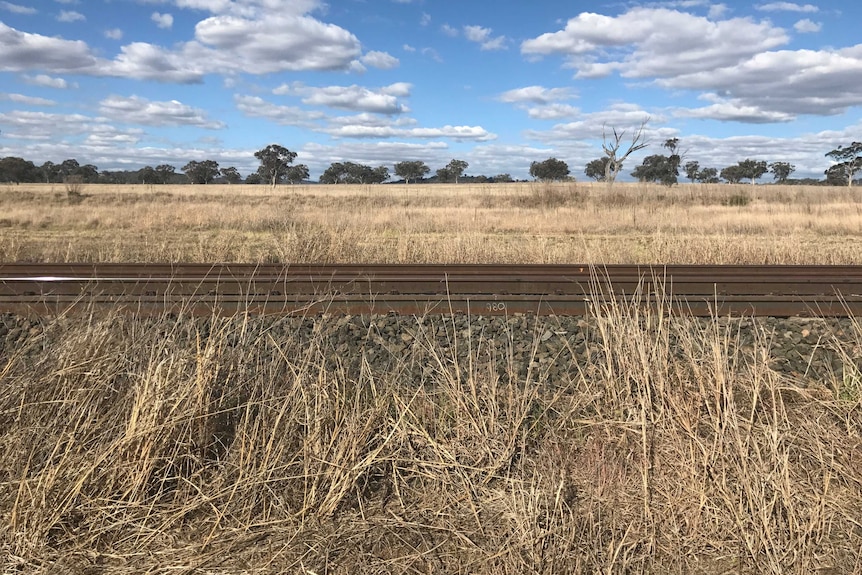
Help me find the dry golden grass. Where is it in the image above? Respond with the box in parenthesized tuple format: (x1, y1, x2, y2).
(1, 299, 860, 573)
(2, 182, 861, 572)
(3, 181, 862, 263)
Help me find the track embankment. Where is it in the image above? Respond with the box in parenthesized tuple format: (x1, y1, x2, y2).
(2, 263, 862, 317)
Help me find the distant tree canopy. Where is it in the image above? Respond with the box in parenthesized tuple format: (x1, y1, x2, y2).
(584, 157, 610, 182)
(254, 144, 298, 187)
(393, 160, 430, 184)
(825, 142, 862, 187)
(0, 156, 40, 183)
(631, 139, 681, 186)
(530, 157, 570, 181)
(436, 159, 469, 183)
(220, 166, 242, 184)
(286, 164, 310, 184)
(769, 161, 795, 184)
(320, 162, 388, 184)
(182, 160, 220, 184)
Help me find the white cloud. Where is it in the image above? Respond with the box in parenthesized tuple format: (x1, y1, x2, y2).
(152, 12, 174, 29)
(360, 51, 399, 69)
(57, 10, 85, 22)
(524, 103, 659, 143)
(462, 25, 507, 51)
(234, 94, 325, 126)
(673, 97, 797, 123)
(420, 12, 430, 26)
(98, 95, 226, 128)
(0, 93, 56, 106)
(657, 46, 862, 116)
(421, 47, 442, 62)
(403, 44, 416, 52)
(498, 86, 575, 104)
(522, 8, 789, 80)
(325, 124, 496, 141)
(0, 23, 101, 73)
(274, 82, 412, 114)
(105, 28, 123, 40)
(755, 2, 818, 12)
(441, 24, 458, 37)
(794, 18, 821, 33)
(527, 104, 581, 120)
(22, 74, 75, 89)
(0, 1, 36, 14)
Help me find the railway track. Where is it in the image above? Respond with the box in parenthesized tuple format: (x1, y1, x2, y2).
(2, 263, 862, 317)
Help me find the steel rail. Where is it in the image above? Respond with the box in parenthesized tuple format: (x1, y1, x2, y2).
(1, 263, 861, 317)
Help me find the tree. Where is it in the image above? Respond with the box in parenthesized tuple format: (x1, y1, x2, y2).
(492, 173, 513, 183)
(138, 166, 159, 184)
(182, 160, 220, 184)
(245, 172, 263, 184)
(393, 160, 430, 184)
(720, 165, 745, 184)
(320, 162, 385, 184)
(696, 167, 720, 183)
(769, 161, 795, 184)
(155, 164, 176, 184)
(737, 159, 769, 184)
(631, 138, 681, 186)
(631, 154, 678, 186)
(584, 157, 610, 181)
(40, 161, 61, 183)
(529, 158, 570, 181)
(220, 166, 242, 184)
(78, 164, 99, 183)
(684, 161, 700, 183)
(59, 158, 80, 179)
(602, 118, 649, 185)
(254, 144, 298, 188)
(0, 156, 40, 183)
(444, 159, 468, 183)
(825, 142, 862, 187)
(285, 164, 309, 184)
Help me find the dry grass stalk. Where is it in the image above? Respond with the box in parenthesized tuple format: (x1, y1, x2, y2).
(1, 291, 860, 573)
(3, 182, 862, 264)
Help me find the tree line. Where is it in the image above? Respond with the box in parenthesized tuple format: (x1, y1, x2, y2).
(1, 140, 860, 186)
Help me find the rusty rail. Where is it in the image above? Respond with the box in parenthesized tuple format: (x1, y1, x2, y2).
(1, 263, 862, 317)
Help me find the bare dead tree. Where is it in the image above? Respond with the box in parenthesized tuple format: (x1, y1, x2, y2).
(602, 118, 650, 186)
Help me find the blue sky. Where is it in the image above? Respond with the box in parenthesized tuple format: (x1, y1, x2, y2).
(0, 0, 860, 180)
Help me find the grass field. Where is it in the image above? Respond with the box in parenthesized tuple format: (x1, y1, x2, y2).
(3, 181, 862, 264)
(1, 181, 861, 573)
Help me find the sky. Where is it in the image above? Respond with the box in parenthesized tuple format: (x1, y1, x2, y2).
(0, 0, 860, 181)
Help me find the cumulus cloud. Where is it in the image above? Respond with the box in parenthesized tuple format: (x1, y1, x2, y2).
(499, 86, 579, 120)
(498, 86, 575, 104)
(274, 82, 412, 115)
(0, 22, 102, 73)
(672, 97, 797, 123)
(522, 8, 789, 80)
(794, 19, 822, 33)
(234, 94, 325, 127)
(0, 1, 37, 15)
(57, 10, 85, 22)
(104, 28, 123, 40)
(0, 93, 56, 106)
(524, 103, 658, 143)
(463, 25, 507, 51)
(521, 7, 862, 119)
(152, 12, 174, 29)
(324, 124, 496, 141)
(360, 51, 399, 69)
(98, 95, 225, 128)
(755, 2, 818, 12)
(22, 74, 75, 89)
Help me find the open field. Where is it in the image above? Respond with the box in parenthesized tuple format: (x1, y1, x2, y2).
(2, 182, 861, 572)
(1, 304, 861, 573)
(3, 181, 862, 264)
